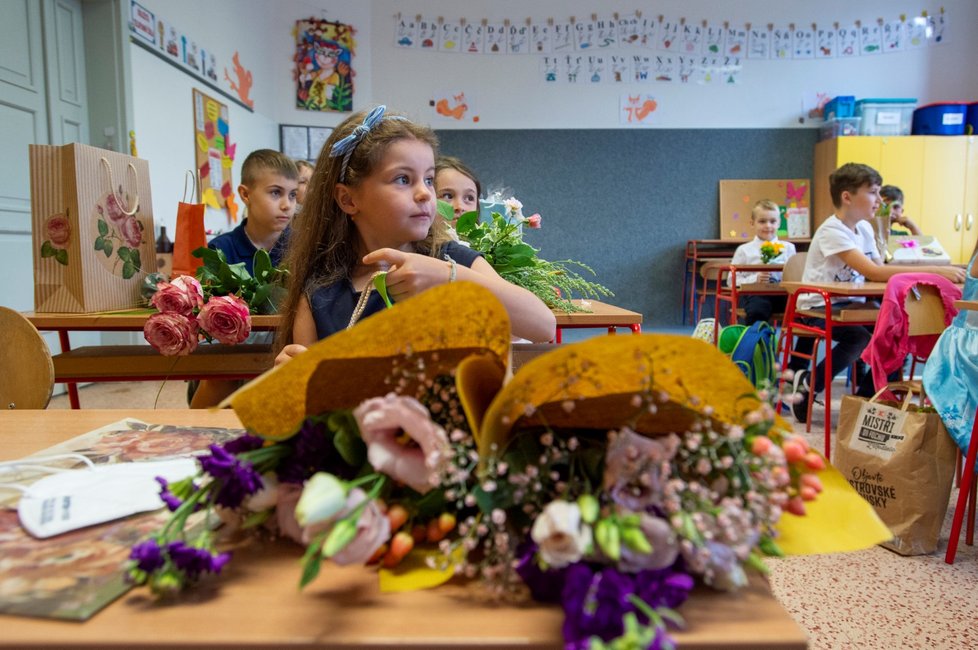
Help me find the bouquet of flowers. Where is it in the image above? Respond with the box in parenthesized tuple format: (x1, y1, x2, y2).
(449, 196, 612, 313)
(758, 241, 785, 265)
(142, 248, 287, 356)
(128, 284, 891, 647)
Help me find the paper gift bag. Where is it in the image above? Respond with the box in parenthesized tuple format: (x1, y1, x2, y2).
(30, 143, 155, 312)
(171, 171, 207, 279)
(834, 385, 958, 555)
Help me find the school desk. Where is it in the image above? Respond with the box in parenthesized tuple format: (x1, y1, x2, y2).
(0, 409, 807, 650)
(683, 239, 810, 325)
(26, 302, 642, 408)
(778, 280, 887, 456)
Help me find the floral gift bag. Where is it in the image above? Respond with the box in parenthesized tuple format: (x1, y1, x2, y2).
(29, 143, 155, 312)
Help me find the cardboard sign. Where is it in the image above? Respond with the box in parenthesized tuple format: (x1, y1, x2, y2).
(718, 179, 811, 240)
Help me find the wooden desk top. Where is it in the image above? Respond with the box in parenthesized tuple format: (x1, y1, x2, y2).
(28, 302, 640, 331)
(780, 281, 888, 297)
(552, 300, 642, 326)
(0, 410, 804, 649)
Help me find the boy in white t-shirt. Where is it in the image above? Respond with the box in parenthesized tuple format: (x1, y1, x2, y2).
(790, 163, 965, 422)
(729, 199, 796, 325)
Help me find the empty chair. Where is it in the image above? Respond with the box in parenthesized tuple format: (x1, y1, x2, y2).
(0, 307, 55, 409)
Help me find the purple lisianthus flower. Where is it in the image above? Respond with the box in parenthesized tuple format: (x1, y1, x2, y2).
(561, 564, 635, 649)
(166, 541, 231, 579)
(130, 539, 165, 573)
(515, 543, 568, 603)
(634, 567, 694, 611)
(222, 433, 265, 454)
(199, 444, 264, 508)
(155, 476, 184, 512)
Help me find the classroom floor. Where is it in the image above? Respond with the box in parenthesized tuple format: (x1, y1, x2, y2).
(47, 372, 978, 650)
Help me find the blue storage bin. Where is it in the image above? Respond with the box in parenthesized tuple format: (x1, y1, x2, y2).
(966, 103, 978, 135)
(823, 95, 855, 120)
(912, 103, 968, 135)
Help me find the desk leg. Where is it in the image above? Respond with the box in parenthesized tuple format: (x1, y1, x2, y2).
(630, 324, 641, 335)
(607, 326, 617, 336)
(57, 330, 81, 410)
(555, 328, 563, 344)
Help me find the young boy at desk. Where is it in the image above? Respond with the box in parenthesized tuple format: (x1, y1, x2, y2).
(729, 199, 795, 325)
(880, 185, 922, 236)
(790, 163, 965, 422)
(190, 150, 298, 408)
(208, 149, 299, 274)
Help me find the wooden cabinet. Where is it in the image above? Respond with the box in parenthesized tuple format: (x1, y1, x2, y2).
(813, 136, 978, 263)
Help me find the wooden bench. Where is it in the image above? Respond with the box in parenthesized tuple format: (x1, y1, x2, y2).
(52, 344, 274, 383)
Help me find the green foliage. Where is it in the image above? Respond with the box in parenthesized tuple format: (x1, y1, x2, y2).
(453, 208, 613, 312)
(192, 247, 289, 314)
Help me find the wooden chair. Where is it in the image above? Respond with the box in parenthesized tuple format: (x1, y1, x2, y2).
(696, 259, 731, 323)
(0, 306, 55, 409)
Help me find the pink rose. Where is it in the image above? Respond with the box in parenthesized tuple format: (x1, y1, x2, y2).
(45, 214, 71, 248)
(354, 394, 449, 494)
(104, 193, 130, 226)
(120, 216, 143, 247)
(526, 213, 542, 229)
(151, 276, 204, 316)
(143, 312, 199, 356)
(198, 295, 252, 344)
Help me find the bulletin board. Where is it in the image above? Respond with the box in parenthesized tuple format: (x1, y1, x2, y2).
(718, 179, 811, 241)
(192, 88, 233, 210)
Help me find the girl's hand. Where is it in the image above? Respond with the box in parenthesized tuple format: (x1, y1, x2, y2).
(275, 344, 308, 366)
(361, 248, 453, 302)
(755, 271, 772, 284)
(940, 265, 967, 284)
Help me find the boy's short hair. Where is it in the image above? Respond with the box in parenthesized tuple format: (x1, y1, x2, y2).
(829, 162, 882, 208)
(880, 185, 903, 204)
(241, 149, 299, 186)
(295, 159, 314, 173)
(752, 199, 780, 220)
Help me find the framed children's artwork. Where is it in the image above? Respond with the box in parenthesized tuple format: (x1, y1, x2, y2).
(192, 88, 234, 210)
(279, 125, 333, 162)
(294, 18, 356, 112)
(718, 179, 811, 240)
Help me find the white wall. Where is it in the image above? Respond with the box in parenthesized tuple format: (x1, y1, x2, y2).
(370, 0, 978, 129)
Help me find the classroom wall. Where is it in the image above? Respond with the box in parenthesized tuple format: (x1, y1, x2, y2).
(125, 0, 978, 327)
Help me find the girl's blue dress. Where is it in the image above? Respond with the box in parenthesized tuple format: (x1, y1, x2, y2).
(924, 254, 978, 453)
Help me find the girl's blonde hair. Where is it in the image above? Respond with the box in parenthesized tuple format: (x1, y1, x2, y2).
(276, 107, 450, 350)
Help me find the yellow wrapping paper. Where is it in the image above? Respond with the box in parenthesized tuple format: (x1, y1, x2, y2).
(230, 282, 891, 557)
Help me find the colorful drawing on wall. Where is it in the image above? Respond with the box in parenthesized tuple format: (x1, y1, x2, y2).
(192, 89, 235, 214)
(223, 52, 254, 109)
(294, 18, 356, 113)
(429, 92, 479, 123)
(620, 93, 658, 126)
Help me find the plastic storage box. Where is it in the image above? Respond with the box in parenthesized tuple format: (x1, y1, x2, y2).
(823, 96, 855, 119)
(912, 103, 968, 135)
(820, 117, 861, 140)
(855, 98, 916, 136)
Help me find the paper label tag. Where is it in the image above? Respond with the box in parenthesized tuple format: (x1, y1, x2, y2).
(943, 112, 964, 125)
(851, 401, 908, 459)
(876, 110, 901, 125)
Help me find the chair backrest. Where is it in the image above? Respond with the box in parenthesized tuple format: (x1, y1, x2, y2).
(0, 307, 54, 409)
(700, 259, 731, 281)
(781, 251, 808, 282)
(905, 284, 948, 336)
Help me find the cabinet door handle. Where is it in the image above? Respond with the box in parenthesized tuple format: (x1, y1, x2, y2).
(968, 213, 974, 231)
(955, 214, 962, 231)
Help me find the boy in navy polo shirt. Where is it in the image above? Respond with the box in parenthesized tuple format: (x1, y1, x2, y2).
(208, 149, 298, 273)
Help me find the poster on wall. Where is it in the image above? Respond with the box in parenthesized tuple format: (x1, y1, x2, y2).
(192, 89, 234, 211)
(294, 18, 356, 113)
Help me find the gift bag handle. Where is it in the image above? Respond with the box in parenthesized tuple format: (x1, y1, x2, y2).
(99, 157, 140, 215)
(182, 170, 200, 203)
(870, 382, 920, 412)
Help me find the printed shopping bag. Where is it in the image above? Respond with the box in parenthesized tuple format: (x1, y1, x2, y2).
(171, 170, 207, 279)
(30, 143, 155, 312)
(834, 384, 958, 555)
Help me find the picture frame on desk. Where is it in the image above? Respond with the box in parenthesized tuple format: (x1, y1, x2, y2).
(279, 125, 333, 162)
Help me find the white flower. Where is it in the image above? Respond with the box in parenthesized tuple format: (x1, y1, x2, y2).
(503, 197, 524, 219)
(243, 472, 280, 512)
(530, 500, 592, 568)
(294, 473, 347, 527)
